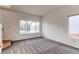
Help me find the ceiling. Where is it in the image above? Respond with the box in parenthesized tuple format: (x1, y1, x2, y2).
(10, 5, 66, 16)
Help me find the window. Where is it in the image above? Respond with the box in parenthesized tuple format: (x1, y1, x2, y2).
(20, 20, 40, 34)
(69, 15, 79, 39)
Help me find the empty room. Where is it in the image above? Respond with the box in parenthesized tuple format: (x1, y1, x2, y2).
(0, 5, 79, 54)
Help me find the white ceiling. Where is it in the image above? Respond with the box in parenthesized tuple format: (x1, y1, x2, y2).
(11, 5, 66, 16)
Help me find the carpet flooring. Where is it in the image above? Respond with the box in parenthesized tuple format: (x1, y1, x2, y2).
(2, 38, 79, 54)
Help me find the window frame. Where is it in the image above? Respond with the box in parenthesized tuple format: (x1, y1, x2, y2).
(20, 20, 40, 34)
(69, 14, 79, 39)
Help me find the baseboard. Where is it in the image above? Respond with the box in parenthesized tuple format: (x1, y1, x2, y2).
(12, 36, 43, 42)
(43, 37, 79, 50)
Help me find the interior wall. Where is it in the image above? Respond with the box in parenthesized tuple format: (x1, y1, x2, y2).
(0, 16, 3, 46)
(42, 6, 79, 48)
(0, 8, 42, 41)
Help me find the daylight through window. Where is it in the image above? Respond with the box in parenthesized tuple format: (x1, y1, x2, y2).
(69, 15, 79, 39)
(20, 20, 40, 34)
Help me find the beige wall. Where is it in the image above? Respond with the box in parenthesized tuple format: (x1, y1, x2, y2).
(42, 6, 79, 48)
(0, 16, 3, 25)
(0, 16, 3, 46)
(0, 8, 42, 41)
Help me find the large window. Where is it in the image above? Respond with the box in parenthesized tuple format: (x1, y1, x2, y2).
(69, 15, 79, 39)
(20, 20, 40, 34)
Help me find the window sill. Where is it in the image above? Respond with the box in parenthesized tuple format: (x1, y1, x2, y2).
(20, 32, 40, 35)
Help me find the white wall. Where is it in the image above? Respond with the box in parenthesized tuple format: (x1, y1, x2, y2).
(0, 8, 42, 41)
(42, 6, 79, 48)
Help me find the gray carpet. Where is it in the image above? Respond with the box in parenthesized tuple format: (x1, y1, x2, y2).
(2, 38, 79, 54)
